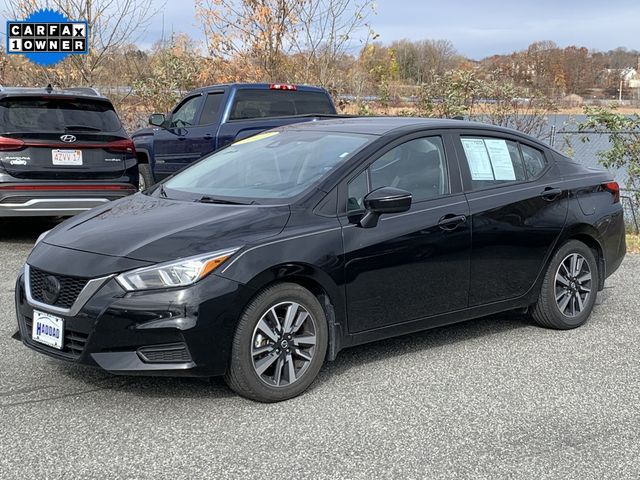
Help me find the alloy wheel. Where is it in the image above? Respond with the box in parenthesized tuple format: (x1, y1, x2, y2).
(554, 253, 592, 318)
(251, 301, 317, 387)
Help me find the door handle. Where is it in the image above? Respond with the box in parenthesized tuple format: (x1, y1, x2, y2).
(541, 187, 562, 201)
(203, 134, 213, 140)
(177, 136, 186, 141)
(438, 214, 467, 231)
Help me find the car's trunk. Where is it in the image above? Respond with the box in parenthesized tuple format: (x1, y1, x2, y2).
(0, 96, 131, 180)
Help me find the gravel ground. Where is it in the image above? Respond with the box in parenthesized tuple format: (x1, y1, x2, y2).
(0, 218, 639, 479)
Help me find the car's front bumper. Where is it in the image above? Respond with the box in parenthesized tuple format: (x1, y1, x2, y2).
(0, 183, 137, 217)
(15, 266, 249, 377)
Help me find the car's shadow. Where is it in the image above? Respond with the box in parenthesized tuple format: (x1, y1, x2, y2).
(0, 217, 62, 244)
(52, 311, 534, 402)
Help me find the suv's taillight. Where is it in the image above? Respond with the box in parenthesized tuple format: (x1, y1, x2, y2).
(0, 136, 25, 151)
(602, 181, 620, 203)
(106, 139, 136, 154)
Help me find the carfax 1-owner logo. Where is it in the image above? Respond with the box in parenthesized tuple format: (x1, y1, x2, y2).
(6, 8, 88, 66)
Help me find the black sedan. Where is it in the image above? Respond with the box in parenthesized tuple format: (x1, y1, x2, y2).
(14, 118, 626, 402)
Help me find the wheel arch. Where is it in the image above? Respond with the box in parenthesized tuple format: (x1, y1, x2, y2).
(242, 262, 345, 361)
(561, 224, 606, 291)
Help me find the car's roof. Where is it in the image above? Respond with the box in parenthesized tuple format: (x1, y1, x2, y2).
(190, 83, 330, 94)
(0, 86, 109, 101)
(283, 116, 547, 145)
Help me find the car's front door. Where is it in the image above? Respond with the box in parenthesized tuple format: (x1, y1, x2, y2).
(452, 131, 569, 306)
(339, 133, 471, 333)
(153, 92, 223, 178)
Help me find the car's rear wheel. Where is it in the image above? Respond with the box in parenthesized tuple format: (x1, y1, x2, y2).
(531, 240, 598, 329)
(224, 283, 328, 402)
(138, 164, 155, 191)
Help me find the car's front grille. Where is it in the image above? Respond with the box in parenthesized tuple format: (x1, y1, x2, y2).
(23, 315, 89, 358)
(29, 267, 89, 309)
(137, 344, 192, 363)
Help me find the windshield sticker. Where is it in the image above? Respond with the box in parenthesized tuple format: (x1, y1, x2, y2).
(234, 131, 279, 145)
(484, 139, 516, 180)
(461, 138, 494, 180)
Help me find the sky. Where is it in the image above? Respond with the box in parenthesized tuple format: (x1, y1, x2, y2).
(2, 0, 639, 59)
(140, 0, 640, 59)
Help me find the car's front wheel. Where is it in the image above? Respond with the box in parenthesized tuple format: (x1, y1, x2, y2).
(224, 283, 328, 402)
(531, 240, 598, 329)
(138, 164, 155, 191)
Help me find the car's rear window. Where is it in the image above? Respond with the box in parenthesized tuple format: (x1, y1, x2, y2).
(229, 89, 335, 120)
(0, 97, 122, 132)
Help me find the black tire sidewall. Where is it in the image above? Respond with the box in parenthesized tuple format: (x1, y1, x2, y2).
(226, 283, 328, 402)
(138, 164, 155, 191)
(542, 240, 598, 328)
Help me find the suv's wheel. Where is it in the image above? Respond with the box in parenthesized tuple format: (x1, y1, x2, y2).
(138, 164, 155, 191)
(224, 283, 328, 402)
(531, 240, 598, 329)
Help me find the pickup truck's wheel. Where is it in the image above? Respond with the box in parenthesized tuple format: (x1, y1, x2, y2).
(531, 240, 598, 329)
(138, 164, 155, 191)
(224, 283, 328, 402)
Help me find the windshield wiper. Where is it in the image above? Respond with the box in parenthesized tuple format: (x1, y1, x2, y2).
(64, 125, 102, 131)
(196, 196, 253, 205)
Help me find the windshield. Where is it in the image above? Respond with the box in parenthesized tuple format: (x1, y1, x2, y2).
(164, 130, 371, 200)
(0, 97, 122, 132)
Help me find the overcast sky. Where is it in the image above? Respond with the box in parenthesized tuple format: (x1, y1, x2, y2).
(3, 0, 639, 59)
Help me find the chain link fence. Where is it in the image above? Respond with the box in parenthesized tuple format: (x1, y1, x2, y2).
(548, 127, 638, 234)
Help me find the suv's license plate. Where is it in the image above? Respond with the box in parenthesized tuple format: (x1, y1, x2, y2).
(52, 149, 82, 166)
(32, 310, 64, 350)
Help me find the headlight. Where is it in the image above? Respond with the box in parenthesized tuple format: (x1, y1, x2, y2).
(115, 247, 240, 291)
(34, 229, 51, 246)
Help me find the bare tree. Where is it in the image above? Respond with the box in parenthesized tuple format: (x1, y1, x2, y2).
(288, 0, 376, 89)
(195, 0, 299, 80)
(5, 0, 164, 85)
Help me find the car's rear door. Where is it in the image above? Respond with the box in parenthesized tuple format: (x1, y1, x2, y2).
(339, 132, 471, 333)
(452, 130, 569, 306)
(0, 96, 132, 180)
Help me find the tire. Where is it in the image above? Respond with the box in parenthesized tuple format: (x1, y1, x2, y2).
(531, 240, 598, 330)
(224, 282, 328, 402)
(138, 163, 155, 191)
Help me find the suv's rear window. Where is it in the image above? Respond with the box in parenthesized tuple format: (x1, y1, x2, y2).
(0, 97, 122, 132)
(229, 90, 335, 120)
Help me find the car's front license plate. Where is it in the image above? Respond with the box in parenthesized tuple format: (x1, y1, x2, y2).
(32, 310, 64, 350)
(52, 149, 83, 166)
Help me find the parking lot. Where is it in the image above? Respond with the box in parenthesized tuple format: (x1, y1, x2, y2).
(0, 218, 638, 479)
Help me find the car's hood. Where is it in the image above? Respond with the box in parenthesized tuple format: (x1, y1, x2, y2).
(131, 127, 155, 139)
(43, 193, 290, 263)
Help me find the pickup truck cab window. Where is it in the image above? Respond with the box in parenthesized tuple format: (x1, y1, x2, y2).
(170, 95, 202, 128)
(198, 92, 224, 125)
(229, 89, 335, 120)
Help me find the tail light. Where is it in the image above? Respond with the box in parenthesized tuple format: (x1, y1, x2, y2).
(269, 83, 297, 91)
(602, 181, 620, 203)
(106, 139, 136, 154)
(0, 136, 25, 151)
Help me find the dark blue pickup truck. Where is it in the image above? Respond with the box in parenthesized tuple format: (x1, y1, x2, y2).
(132, 83, 337, 187)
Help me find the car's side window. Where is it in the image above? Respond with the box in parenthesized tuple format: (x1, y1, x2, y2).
(198, 93, 224, 125)
(347, 169, 369, 213)
(520, 144, 546, 178)
(346, 137, 449, 212)
(170, 96, 202, 128)
(460, 137, 527, 190)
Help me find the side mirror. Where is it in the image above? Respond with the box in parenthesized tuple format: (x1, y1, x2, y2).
(360, 187, 412, 228)
(148, 113, 166, 127)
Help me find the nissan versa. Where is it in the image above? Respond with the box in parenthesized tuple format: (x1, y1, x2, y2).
(14, 118, 626, 402)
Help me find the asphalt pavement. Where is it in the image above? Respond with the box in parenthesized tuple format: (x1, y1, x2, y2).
(0, 217, 638, 479)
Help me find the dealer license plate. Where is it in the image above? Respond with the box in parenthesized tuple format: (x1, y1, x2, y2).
(32, 310, 64, 350)
(52, 149, 83, 166)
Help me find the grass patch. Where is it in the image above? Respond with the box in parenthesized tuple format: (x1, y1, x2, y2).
(627, 234, 640, 254)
